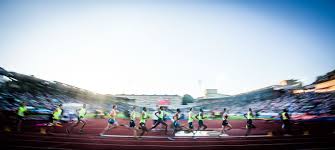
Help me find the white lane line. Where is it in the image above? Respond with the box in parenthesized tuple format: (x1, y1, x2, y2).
(101, 134, 273, 138)
(2, 134, 330, 143)
(1, 131, 272, 138)
(3, 132, 331, 140)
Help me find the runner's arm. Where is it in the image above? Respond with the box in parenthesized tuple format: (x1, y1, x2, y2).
(202, 113, 207, 119)
(155, 112, 159, 118)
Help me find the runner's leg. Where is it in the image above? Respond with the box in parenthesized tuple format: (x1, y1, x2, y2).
(67, 119, 80, 134)
(79, 119, 86, 133)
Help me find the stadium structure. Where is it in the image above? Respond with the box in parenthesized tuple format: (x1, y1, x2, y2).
(0, 67, 335, 149)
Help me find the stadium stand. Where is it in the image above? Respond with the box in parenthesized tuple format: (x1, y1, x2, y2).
(0, 67, 133, 121)
(195, 70, 335, 116)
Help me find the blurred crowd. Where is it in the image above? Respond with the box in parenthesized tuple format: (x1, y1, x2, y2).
(0, 91, 79, 112)
(257, 92, 334, 114)
(203, 92, 335, 115)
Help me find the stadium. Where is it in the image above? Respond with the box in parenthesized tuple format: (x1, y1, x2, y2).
(1, 67, 335, 149)
(1, 0, 335, 150)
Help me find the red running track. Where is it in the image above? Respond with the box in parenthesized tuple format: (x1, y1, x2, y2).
(1, 118, 335, 150)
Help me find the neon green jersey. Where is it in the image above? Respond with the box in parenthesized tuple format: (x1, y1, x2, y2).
(53, 108, 62, 120)
(159, 110, 165, 119)
(198, 112, 204, 121)
(247, 111, 253, 119)
(188, 112, 193, 122)
(281, 112, 288, 120)
(18, 106, 27, 117)
(140, 111, 148, 123)
(78, 108, 86, 118)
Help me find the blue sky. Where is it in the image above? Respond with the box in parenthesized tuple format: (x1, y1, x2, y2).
(0, 0, 334, 97)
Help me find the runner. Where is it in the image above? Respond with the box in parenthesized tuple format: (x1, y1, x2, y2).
(221, 108, 232, 135)
(167, 108, 183, 141)
(196, 108, 207, 131)
(151, 107, 159, 128)
(66, 104, 87, 134)
(129, 106, 139, 138)
(244, 108, 256, 136)
(16, 102, 27, 132)
(150, 106, 168, 135)
(280, 108, 291, 134)
(100, 105, 120, 136)
(47, 104, 64, 134)
(187, 107, 195, 131)
(187, 107, 198, 139)
(138, 107, 150, 138)
(244, 108, 256, 129)
(53, 104, 64, 126)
